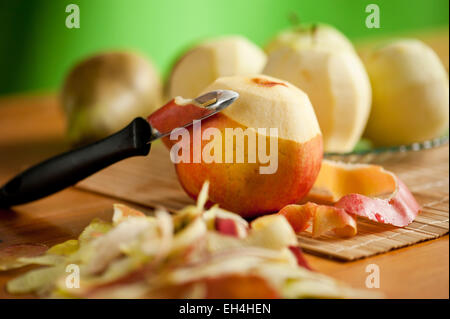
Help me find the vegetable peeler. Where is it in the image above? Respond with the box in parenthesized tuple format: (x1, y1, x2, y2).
(0, 90, 238, 208)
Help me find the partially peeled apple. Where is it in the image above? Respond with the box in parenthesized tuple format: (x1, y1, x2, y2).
(362, 39, 449, 146)
(62, 51, 162, 145)
(168, 36, 267, 99)
(263, 24, 372, 153)
(149, 75, 323, 217)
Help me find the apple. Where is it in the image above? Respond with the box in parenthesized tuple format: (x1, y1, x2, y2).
(265, 23, 355, 54)
(362, 39, 449, 146)
(149, 75, 323, 217)
(168, 36, 267, 99)
(61, 51, 162, 145)
(263, 25, 372, 153)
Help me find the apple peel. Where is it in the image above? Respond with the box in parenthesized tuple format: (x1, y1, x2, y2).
(312, 160, 421, 227)
(204, 274, 280, 299)
(215, 217, 241, 237)
(0, 244, 48, 271)
(1, 181, 379, 298)
(278, 203, 357, 238)
(288, 246, 312, 270)
(112, 204, 146, 225)
(334, 178, 420, 227)
(281, 160, 420, 238)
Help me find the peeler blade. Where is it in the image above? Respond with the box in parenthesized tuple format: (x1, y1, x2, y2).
(147, 90, 239, 142)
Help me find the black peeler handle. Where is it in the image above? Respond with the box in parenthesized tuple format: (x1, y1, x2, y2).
(0, 117, 152, 208)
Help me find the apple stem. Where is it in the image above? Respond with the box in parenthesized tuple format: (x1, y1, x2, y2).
(311, 23, 318, 45)
(288, 12, 301, 28)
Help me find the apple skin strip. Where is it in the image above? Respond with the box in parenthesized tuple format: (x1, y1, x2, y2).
(278, 203, 357, 238)
(0, 244, 48, 271)
(315, 160, 421, 227)
(335, 179, 421, 227)
(215, 217, 241, 237)
(278, 160, 420, 238)
(112, 204, 146, 225)
(203, 274, 280, 299)
(288, 246, 312, 270)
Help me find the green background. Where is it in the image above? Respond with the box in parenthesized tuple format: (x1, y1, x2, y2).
(0, 0, 448, 96)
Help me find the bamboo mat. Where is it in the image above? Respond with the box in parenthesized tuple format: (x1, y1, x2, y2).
(77, 142, 449, 261)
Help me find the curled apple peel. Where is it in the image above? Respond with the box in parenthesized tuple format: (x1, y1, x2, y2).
(0, 244, 48, 271)
(278, 160, 421, 238)
(215, 217, 246, 238)
(334, 178, 420, 227)
(112, 204, 146, 225)
(278, 203, 357, 238)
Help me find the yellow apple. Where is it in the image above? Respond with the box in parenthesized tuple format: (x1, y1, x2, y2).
(363, 39, 449, 146)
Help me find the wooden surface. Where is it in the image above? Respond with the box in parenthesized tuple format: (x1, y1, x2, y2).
(0, 95, 448, 299)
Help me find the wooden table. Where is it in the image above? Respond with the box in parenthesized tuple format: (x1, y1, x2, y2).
(0, 95, 448, 299)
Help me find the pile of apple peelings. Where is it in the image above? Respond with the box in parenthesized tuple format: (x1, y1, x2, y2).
(0, 183, 378, 299)
(278, 160, 421, 238)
